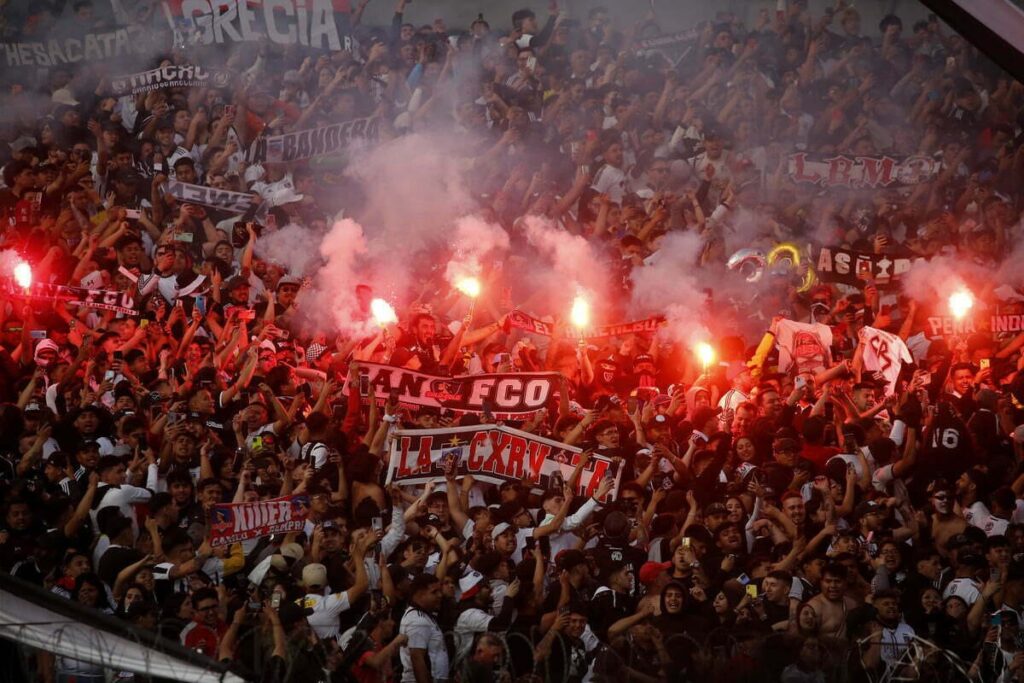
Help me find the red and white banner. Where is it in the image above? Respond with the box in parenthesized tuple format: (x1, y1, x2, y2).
(386, 424, 621, 502)
(208, 494, 310, 547)
(787, 153, 939, 188)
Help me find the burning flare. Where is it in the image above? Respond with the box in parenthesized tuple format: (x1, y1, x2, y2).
(13, 262, 31, 290)
(696, 342, 715, 372)
(570, 295, 590, 330)
(948, 289, 974, 321)
(370, 298, 397, 326)
(456, 277, 481, 298)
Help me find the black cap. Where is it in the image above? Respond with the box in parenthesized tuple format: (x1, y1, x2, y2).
(277, 600, 314, 628)
(556, 549, 587, 571)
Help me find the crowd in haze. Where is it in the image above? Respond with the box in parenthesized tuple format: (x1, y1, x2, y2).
(5, 0, 1024, 681)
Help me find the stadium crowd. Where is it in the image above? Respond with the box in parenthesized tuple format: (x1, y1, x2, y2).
(4, 0, 1024, 681)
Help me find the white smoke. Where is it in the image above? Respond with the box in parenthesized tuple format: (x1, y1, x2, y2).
(291, 218, 371, 335)
(254, 223, 324, 276)
(629, 231, 710, 346)
(444, 215, 510, 287)
(521, 214, 610, 309)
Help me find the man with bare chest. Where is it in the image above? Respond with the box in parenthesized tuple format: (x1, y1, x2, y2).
(928, 485, 967, 557)
(808, 562, 859, 642)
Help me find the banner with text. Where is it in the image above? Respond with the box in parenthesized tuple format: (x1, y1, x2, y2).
(927, 314, 1024, 337)
(247, 116, 380, 164)
(2, 27, 144, 67)
(344, 363, 558, 418)
(386, 424, 620, 501)
(788, 153, 940, 189)
(165, 0, 350, 51)
(110, 64, 233, 96)
(163, 179, 260, 215)
(814, 246, 921, 287)
(3, 281, 137, 316)
(209, 494, 310, 547)
(507, 310, 666, 339)
(636, 25, 702, 59)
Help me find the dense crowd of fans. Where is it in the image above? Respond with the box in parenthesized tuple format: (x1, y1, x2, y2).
(5, 1, 1024, 681)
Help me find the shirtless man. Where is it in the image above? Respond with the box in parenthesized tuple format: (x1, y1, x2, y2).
(928, 484, 967, 558)
(808, 561, 858, 642)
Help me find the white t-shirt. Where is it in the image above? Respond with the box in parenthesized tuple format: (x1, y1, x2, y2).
(399, 607, 448, 683)
(302, 591, 352, 640)
(964, 501, 992, 532)
(590, 164, 627, 204)
(879, 621, 916, 669)
(858, 326, 912, 395)
(454, 607, 492, 660)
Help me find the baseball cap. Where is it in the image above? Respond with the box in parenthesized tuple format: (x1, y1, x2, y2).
(491, 522, 513, 540)
(459, 570, 485, 601)
(301, 563, 327, 588)
(854, 500, 883, 521)
(555, 549, 587, 572)
(277, 600, 314, 628)
(279, 542, 304, 562)
(638, 561, 670, 586)
(276, 275, 302, 290)
(704, 502, 728, 517)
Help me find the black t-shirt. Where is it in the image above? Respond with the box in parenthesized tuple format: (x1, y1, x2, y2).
(588, 588, 636, 641)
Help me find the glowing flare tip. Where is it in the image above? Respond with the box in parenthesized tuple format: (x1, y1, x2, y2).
(370, 298, 397, 326)
(570, 295, 590, 329)
(456, 277, 481, 298)
(696, 342, 715, 369)
(13, 262, 31, 290)
(948, 289, 974, 321)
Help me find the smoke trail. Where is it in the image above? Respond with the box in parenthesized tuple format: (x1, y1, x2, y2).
(254, 223, 325, 276)
(291, 218, 371, 335)
(629, 231, 711, 345)
(444, 215, 510, 287)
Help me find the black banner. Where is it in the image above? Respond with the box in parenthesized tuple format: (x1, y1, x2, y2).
(814, 246, 921, 287)
(1, 27, 144, 67)
(3, 282, 136, 316)
(636, 26, 701, 53)
(343, 363, 558, 418)
(110, 64, 233, 96)
(246, 116, 380, 164)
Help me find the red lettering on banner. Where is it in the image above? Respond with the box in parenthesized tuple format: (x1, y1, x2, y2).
(860, 156, 895, 187)
(468, 432, 488, 469)
(525, 443, 549, 481)
(586, 461, 609, 497)
(397, 437, 413, 477)
(827, 156, 854, 187)
(415, 437, 433, 472)
(506, 436, 528, 478)
(484, 433, 510, 474)
(790, 153, 821, 184)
